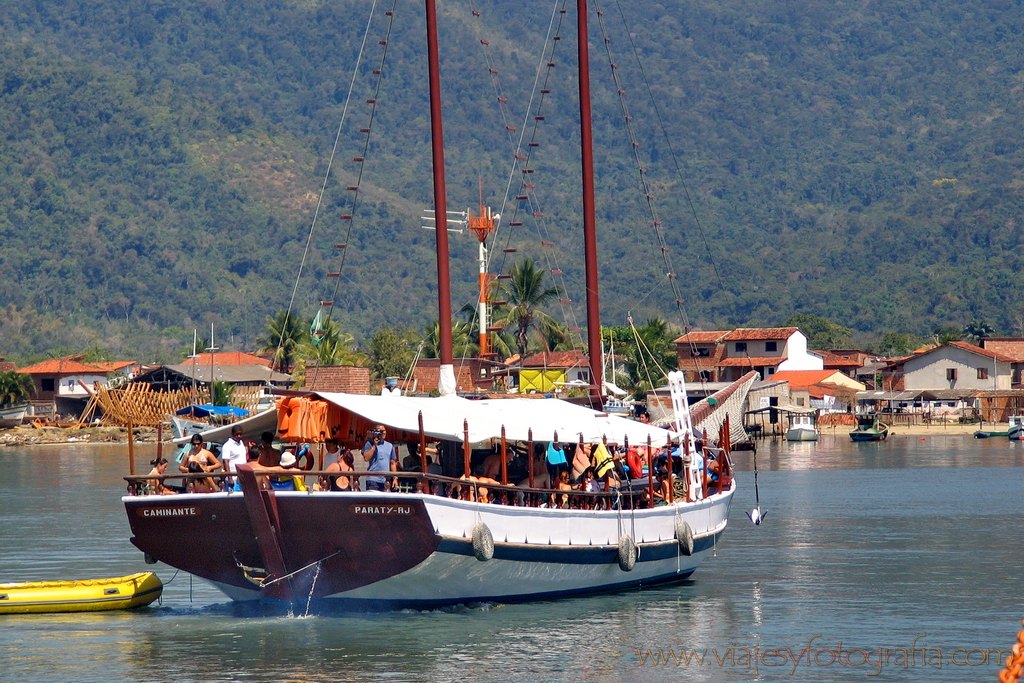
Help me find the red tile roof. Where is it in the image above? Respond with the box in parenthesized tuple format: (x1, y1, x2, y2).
(18, 357, 107, 374)
(90, 361, 137, 372)
(186, 352, 272, 367)
(946, 341, 1015, 362)
(812, 350, 863, 367)
(673, 330, 730, 344)
(771, 370, 843, 390)
(520, 350, 589, 368)
(724, 327, 800, 341)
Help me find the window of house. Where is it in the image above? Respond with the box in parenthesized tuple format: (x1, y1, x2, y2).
(691, 347, 710, 357)
(41, 378, 55, 392)
(699, 370, 712, 381)
(765, 341, 777, 352)
(735, 342, 747, 353)
(947, 402, 956, 407)
(977, 367, 989, 380)
(946, 368, 957, 381)
(796, 397, 805, 406)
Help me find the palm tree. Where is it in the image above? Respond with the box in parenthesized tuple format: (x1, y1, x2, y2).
(210, 380, 235, 407)
(421, 319, 478, 359)
(0, 370, 34, 407)
(256, 310, 308, 374)
(621, 318, 678, 398)
(492, 258, 562, 358)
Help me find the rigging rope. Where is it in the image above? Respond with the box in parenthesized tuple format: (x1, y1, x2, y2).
(468, 0, 586, 350)
(280, 0, 385, 382)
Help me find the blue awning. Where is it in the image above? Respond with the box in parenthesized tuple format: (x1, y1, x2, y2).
(175, 404, 250, 419)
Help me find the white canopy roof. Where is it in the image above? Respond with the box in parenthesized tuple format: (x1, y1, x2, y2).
(313, 392, 674, 445)
(175, 393, 675, 446)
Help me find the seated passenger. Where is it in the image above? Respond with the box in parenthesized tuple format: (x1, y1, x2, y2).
(652, 468, 671, 506)
(555, 470, 573, 508)
(179, 435, 222, 493)
(146, 457, 177, 495)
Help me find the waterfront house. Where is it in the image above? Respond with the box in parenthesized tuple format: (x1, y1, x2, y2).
(674, 328, 823, 383)
(979, 337, 1024, 387)
(882, 341, 1012, 392)
(17, 355, 140, 417)
(770, 369, 865, 412)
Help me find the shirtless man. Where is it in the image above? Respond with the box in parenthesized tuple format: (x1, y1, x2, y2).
(480, 450, 512, 482)
(257, 432, 282, 467)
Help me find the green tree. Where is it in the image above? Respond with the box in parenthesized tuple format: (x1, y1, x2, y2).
(210, 380, 235, 407)
(621, 318, 679, 398)
(932, 325, 963, 345)
(784, 314, 852, 350)
(872, 331, 924, 356)
(0, 371, 35, 407)
(962, 320, 996, 345)
(367, 327, 413, 380)
(492, 259, 561, 358)
(256, 311, 307, 374)
(421, 319, 478, 359)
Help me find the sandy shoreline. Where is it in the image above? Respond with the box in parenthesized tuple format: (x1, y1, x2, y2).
(815, 422, 984, 437)
(0, 425, 159, 446)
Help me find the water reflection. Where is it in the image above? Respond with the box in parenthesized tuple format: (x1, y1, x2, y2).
(730, 433, 1024, 471)
(1, 441, 1022, 682)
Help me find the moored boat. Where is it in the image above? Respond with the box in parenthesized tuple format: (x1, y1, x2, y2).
(785, 414, 819, 442)
(850, 415, 889, 441)
(0, 403, 28, 429)
(1008, 416, 1024, 440)
(0, 572, 162, 614)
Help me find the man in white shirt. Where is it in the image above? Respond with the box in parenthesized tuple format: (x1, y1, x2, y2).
(221, 425, 249, 491)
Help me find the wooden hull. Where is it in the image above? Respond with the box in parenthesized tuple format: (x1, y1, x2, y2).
(0, 572, 162, 614)
(850, 429, 888, 441)
(124, 485, 734, 610)
(0, 404, 28, 429)
(785, 427, 819, 441)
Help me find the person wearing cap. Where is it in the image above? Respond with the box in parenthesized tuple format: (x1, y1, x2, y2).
(221, 425, 249, 491)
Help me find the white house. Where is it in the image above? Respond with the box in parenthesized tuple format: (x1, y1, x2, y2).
(901, 342, 1013, 391)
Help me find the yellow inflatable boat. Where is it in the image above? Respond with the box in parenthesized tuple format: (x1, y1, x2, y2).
(0, 572, 162, 614)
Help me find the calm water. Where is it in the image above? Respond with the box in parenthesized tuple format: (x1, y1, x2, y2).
(1, 436, 1022, 682)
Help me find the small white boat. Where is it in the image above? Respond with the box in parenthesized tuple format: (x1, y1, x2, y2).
(0, 403, 28, 429)
(785, 414, 819, 441)
(1008, 416, 1024, 441)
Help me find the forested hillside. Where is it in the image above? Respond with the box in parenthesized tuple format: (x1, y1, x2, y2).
(2, 0, 1024, 363)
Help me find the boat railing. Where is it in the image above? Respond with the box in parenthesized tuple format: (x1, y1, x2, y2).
(123, 468, 728, 510)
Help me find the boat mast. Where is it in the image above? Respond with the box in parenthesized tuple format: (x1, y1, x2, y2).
(577, 0, 602, 401)
(425, 0, 457, 395)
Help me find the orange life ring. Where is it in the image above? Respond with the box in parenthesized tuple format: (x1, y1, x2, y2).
(295, 446, 315, 471)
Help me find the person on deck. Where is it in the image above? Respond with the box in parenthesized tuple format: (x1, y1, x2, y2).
(221, 425, 248, 491)
(362, 424, 398, 492)
(146, 457, 177, 495)
(321, 446, 355, 492)
(179, 435, 222, 493)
